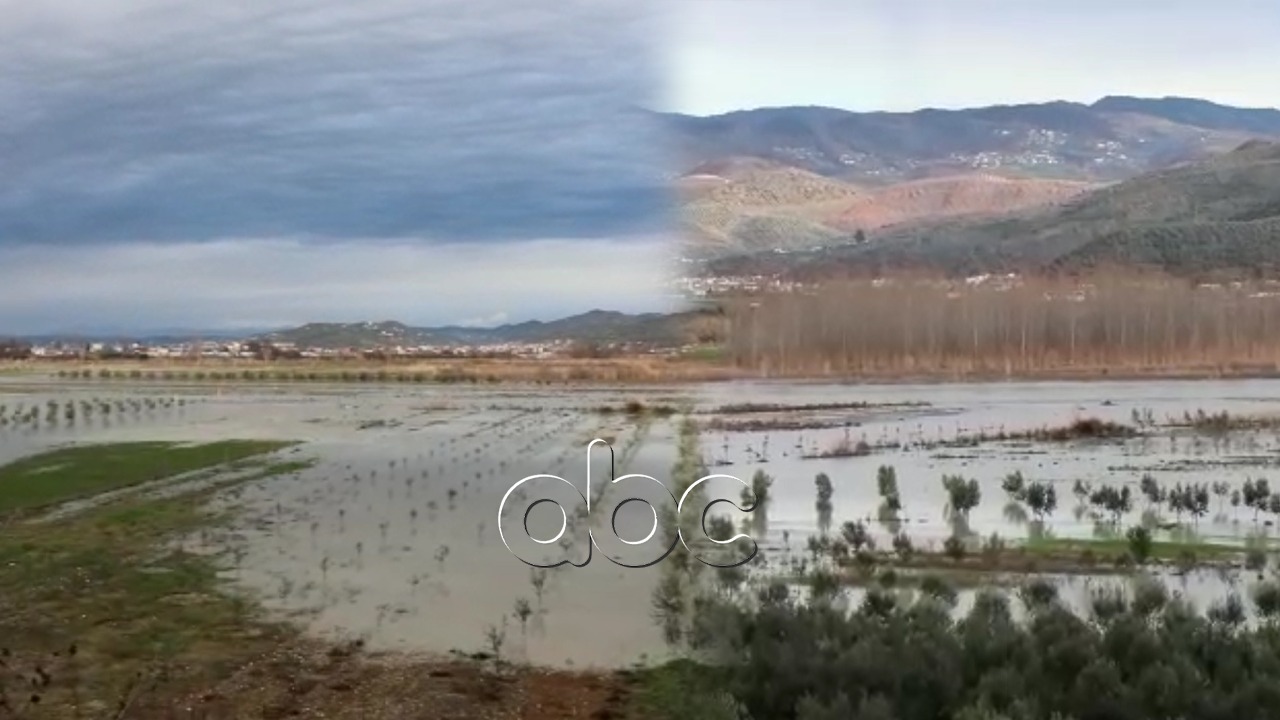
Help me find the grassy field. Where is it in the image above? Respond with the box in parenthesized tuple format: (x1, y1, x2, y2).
(0, 441, 304, 716)
(0, 440, 296, 516)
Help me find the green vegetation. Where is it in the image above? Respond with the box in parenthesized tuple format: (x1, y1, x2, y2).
(624, 659, 736, 720)
(657, 573, 1280, 720)
(629, 441, 1280, 719)
(595, 400, 680, 418)
(0, 441, 306, 714)
(0, 440, 296, 516)
(680, 344, 727, 363)
(1022, 535, 1243, 562)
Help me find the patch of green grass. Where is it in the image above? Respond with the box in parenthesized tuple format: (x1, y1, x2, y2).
(623, 659, 736, 720)
(1021, 535, 1243, 560)
(0, 439, 296, 515)
(680, 345, 726, 363)
(0, 448, 306, 710)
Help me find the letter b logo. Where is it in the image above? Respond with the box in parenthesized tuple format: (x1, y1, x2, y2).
(498, 439, 757, 569)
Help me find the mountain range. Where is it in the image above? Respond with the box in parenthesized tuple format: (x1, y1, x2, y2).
(661, 96, 1280, 277)
(7, 309, 722, 349)
(660, 96, 1280, 183)
(257, 309, 721, 348)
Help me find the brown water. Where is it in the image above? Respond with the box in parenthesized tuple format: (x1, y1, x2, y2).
(5, 376, 1280, 663)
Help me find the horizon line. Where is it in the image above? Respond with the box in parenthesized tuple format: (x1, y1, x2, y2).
(651, 93, 1280, 119)
(0, 306, 697, 340)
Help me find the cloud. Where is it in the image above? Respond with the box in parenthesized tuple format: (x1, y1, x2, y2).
(665, 0, 1280, 114)
(0, 0, 674, 244)
(0, 236, 682, 334)
(0, 0, 683, 332)
(454, 312, 510, 329)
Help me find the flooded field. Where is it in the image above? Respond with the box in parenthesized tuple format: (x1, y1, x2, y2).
(0, 379, 700, 669)
(5, 375, 1280, 666)
(698, 379, 1280, 544)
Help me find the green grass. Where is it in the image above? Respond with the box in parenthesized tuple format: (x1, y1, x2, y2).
(0, 441, 307, 711)
(680, 344, 726, 363)
(623, 659, 736, 720)
(1021, 534, 1244, 560)
(0, 498, 287, 706)
(0, 439, 297, 515)
(818, 530, 1260, 588)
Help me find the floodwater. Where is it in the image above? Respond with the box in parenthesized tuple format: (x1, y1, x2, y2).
(0, 379, 699, 668)
(700, 379, 1280, 547)
(4, 376, 1280, 664)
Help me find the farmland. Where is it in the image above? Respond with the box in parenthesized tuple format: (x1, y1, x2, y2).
(7, 373, 1280, 716)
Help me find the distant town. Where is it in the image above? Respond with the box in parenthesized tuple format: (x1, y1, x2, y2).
(0, 337, 673, 362)
(672, 274, 813, 297)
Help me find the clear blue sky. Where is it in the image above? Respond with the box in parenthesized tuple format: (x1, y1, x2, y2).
(663, 0, 1280, 115)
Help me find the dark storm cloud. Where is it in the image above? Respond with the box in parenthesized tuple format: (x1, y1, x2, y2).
(0, 0, 672, 244)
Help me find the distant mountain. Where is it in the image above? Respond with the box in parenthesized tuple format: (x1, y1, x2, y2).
(702, 140, 1280, 279)
(258, 309, 719, 349)
(670, 96, 1280, 272)
(1091, 96, 1280, 136)
(7, 310, 724, 349)
(258, 321, 440, 349)
(659, 96, 1280, 184)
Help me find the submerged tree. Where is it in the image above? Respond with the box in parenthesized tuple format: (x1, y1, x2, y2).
(1126, 525, 1153, 565)
(840, 521, 871, 554)
(1089, 484, 1133, 525)
(1024, 480, 1057, 523)
(747, 469, 773, 506)
(1001, 470, 1026, 502)
(941, 474, 981, 523)
(814, 473, 834, 534)
(1244, 478, 1273, 523)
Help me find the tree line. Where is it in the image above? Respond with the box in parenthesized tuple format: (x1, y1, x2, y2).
(719, 270, 1280, 376)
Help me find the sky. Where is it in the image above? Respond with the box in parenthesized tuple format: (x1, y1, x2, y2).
(0, 0, 679, 334)
(663, 0, 1280, 116)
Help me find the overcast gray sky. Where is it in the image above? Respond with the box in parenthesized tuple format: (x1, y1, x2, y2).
(0, 0, 678, 334)
(664, 0, 1280, 115)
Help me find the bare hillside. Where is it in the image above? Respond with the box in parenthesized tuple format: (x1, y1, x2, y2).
(701, 140, 1280, 279)
(679, 166, 1098, 257)
(824, 174, 1097, 232)
(677, 164, 863, 207)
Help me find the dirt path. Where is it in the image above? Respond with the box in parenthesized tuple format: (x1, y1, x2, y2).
(118, 641, 641, 720)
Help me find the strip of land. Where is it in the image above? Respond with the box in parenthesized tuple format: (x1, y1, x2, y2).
(9, 355, 1280, 385)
